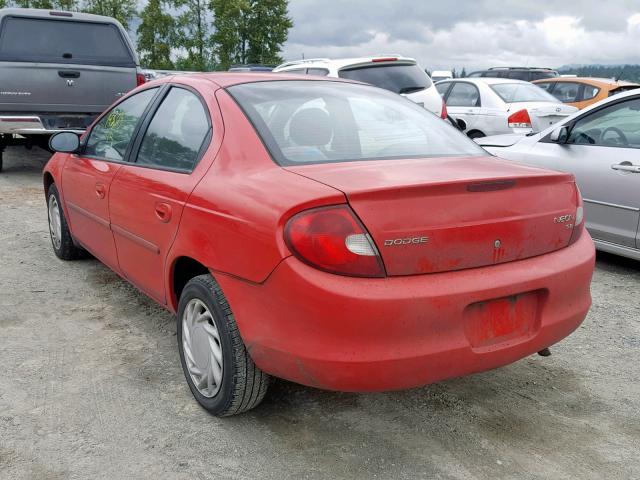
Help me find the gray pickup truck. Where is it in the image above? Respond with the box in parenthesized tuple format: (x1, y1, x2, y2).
(0, 8, 144, 171)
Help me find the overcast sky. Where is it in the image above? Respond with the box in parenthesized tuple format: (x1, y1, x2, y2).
(282, 0, 640, 71)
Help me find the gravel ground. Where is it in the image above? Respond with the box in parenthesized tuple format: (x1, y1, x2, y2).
(1, 147, 639, 480)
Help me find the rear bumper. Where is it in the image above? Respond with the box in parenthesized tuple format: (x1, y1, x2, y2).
(217, 233, 595, 392)
(0, 115, 89, 135)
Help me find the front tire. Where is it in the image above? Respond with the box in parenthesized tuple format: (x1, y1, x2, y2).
(177, 274, 270, 416)
(47, 184, 85, 260)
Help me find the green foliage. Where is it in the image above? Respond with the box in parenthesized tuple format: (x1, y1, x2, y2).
(558, 65, 640, 83)
(211, 0, 292, 70)
(83, 0, 137, 29)
(137, 0, 176, 69)
(173, 0, 212, 71)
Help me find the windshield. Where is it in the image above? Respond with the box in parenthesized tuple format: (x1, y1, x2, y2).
(337, 63, 432, 94)
(227, 80, 485, 166)
(490, 83, 558, 103)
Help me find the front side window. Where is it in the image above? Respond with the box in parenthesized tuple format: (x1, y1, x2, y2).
(491, 83, 558, 103)
(338, 63, 433, 94)
(85, 88, 158, 161)
(550, 82, 581, 103)
(567, 97, 640, 148)
(228, 80, 485, 166)
(136, 87, 210, 171)
(446, 82, 481, 107)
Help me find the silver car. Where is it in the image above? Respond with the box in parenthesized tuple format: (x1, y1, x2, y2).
(435, 77, 577, 139)
(477, 88, 640, 261)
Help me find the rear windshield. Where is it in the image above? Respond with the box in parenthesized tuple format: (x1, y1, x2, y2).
(0, 17, 135, 67)
(490, 83, 558, 103)
(227, 80, 485, 166)
(338, 63, 432, 94)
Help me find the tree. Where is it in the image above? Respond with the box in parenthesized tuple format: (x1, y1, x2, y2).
(82, 0, 136, 30)
(245, 0, 292, 66)
(137, 0, 176, 69)
(460, 67, 467, 78)
(211, 0, 293, 70)
(174, 0, 212, 71)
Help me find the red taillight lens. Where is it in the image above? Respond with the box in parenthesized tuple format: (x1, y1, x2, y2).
(441, 98, 448, 119)
(569, 186, 585, 245)
(284, 205, 385, 277)
(136, 73, 147, 86)
(507, 109, 532, 128)
(372, 57, 398, 62)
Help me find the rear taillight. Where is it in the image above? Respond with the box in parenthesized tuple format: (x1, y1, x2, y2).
(569, 186, 585, 245)
(507, 109, 532, 129)
(441, 98, 448, 119)
(136, 72, 147, 86)
(284, 205, 385, 277)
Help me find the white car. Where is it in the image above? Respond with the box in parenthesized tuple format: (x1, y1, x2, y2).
(431, 70, 453, 82)
(273, 56, 445, 118)
(435, 77, 577, 139)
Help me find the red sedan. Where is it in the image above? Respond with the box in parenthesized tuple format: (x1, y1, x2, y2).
(43, 73, 595, 416)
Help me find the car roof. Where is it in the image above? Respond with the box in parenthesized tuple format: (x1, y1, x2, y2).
(0, 7, 123, 24)
(148, 72, 362, 89)
(532, 77, 640, 87)
(274, 56, 417, 71)
(436, 77, 531, 86)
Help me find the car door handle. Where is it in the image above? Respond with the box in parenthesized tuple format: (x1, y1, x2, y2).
(58, 70, 81, 79)
(154, 202, 172, 223)
(95, 183, 106, 199)
(611, 163, 640, 173)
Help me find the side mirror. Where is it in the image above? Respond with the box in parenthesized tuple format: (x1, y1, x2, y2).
(49, 131, 80, 153)
(549, 126, 569, 144)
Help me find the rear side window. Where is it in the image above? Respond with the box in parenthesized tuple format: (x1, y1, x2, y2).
(550, 82, 581, 103)
(0, 17, 135, 67)
(435, 82, 451, 97)
(446, 82, 481, 107)
(338, 63, 432, 94)
(136, 88, 210, 172)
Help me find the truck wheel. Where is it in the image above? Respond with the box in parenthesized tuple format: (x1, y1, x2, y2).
(177, 274, 271, 416)
(47, 184, 85, 260)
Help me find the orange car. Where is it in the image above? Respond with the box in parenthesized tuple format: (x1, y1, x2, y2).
(533, 77, 640, 109)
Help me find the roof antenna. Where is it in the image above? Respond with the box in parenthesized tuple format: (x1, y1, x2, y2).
(615, 67, 624, 82)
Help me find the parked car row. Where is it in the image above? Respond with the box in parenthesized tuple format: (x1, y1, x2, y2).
(435, 77, 577, 138)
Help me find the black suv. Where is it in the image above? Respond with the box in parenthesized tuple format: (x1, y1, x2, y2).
(467, 67, 559, 82)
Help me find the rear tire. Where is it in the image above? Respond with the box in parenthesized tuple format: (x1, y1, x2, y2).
(177, 274, 270, 416)
(468, 131, 485, 139)
(47, 184, 85, 260)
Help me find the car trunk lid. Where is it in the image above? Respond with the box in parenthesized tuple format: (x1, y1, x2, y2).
(286, 156, 578, 276)
(507, 101, 576, 131)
